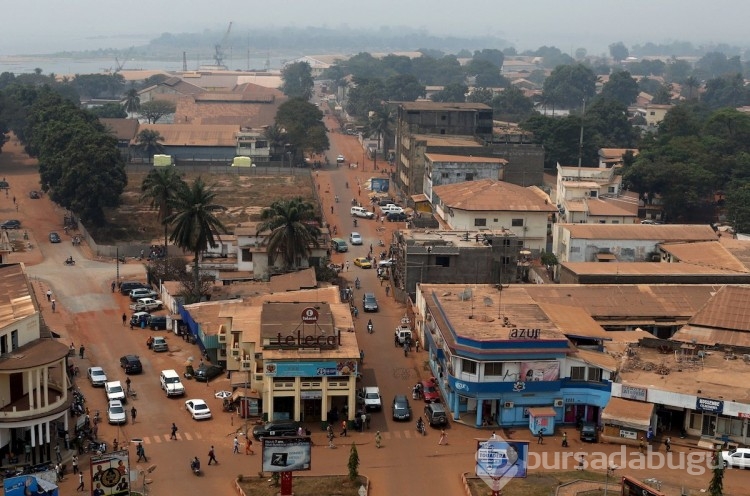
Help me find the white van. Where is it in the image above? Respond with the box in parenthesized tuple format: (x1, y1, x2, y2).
(105, 381, 126, 403)
(160, 369, 185, 397)
(351, 206, 375, 219)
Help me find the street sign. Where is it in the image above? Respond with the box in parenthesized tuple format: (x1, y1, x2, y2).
(301, 307, 319, 323)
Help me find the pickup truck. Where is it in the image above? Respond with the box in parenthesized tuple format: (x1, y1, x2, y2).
(358, 386, 382, 411)
(129, 298, 164, 312)
(351, 206, 375, 219)
(380, 204, 404, 215)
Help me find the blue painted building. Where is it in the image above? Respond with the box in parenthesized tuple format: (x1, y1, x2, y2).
(415, 284, 615, 433)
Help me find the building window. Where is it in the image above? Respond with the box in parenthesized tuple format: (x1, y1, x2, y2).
(511, 219, 524, 227)
(589, 191, 598, 198)
(435, 256, 450, 267)
(587, 367, 602, 382)
(599, 219, 606, 224)
(608, 186, 616, 194)
(475, 218, 487, 227)
(456, 172, 462, 177)
(484, 362, 503, 376)
(241, 249, 253, 262)
(441, 115, 447, 121)
(612, 220, 620, 224)
(570, 366, 586, 381)
(502, 256, 512, 265)
(466, 173, 474, 181)
(462, 359, 477, 374)
(0, 335, 6, 354)
(441, 172, 449, 178)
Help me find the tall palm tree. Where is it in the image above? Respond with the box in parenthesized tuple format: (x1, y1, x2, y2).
(140, 168, 186, 251)
(124, 88, 141, 114)
(256, 198, 321, 270)
(165, 178, 227, 298)
(134, 129, 165, 163)
(367, 105, 395, 154)
(263, 123, 287, 160)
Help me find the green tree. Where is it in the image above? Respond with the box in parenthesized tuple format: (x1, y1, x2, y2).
(124, 88, 140, 114)
(281, 61, 314, 100)
(467, 88, 494, 106)
(651, 84, 673, 105)
(275, 98, 329, 159)
(88, 103, 126, 118)
(574, 48, 587, 60)
(682, 76, 700, 100)
(431, 83, 468, 103)
(256, 197, 321, 270)
(139, 99, 176, 124)
(465, 59, 507, 87)
(472, 49, 505, 69)
(141, 167, 186, 250)
(609, 42, 629, 63)
(166, 177, 227, 300)
(600, 71, 639, 106)
(263, 123, 288, 159)
(134, 129, 165, 162)
(491, 86, 534, 122)
(702, 74, 749, 110)
(383, 74, 424, 102)
(346, 78, 385, 117)
(366, 105, 395, 153)
(585, 98, 638, 148)
(542, 64, 596, 109)
(348, 443, 359, 482)
(726, 184, 750, 234)
(665, 58, 692, 83)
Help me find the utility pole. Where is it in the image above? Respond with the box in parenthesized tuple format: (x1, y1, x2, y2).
(577, 97, 586, 178)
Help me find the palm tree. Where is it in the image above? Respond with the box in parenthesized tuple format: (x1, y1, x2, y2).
(263, 123, 287, 160)
(124, 88, 140, 114)
(140, 168, 186, 252)
(134, 129, 165, 163)
(367, 105, 395, 154)
(165, 178, 227, 298)
(256, 198, 321, 270)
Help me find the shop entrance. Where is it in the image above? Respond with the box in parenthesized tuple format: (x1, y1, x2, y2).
(273, 396, 294, 420)
(302, 396, 323, 422)
(564, 404, 599, 426)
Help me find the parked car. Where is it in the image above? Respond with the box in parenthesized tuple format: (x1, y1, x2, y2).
(252, 420, 302, 440)
(722, 447, 750, 468)
(377, 198, 396, 207)
(580, 422, 598, 442)
(120, 281, 149, 296)
(387, 212, 408, 222)
(336, 154, 345, 163)
(148, 315, 168, 331)
(105, 381, 126, 403)
(378, 259, 394, 268)
(107, 400, 127, 425)
(349, 232, 363, 245)
(359, 387, 382, 411)
(151, 336, 168, 352)
(28, 191, 40, 199)
(160, 369, 185, 397)
(194, 363, 225, 382)
(362, 293, 379, 312)
(129, 298, 163, 312)
(87, 367, 107, 387)
(424, 403, 448, 427)
(120, 355, 142, 374)
(380, 204, 404, 215)
(48, 232, 61, 243)
(185, 399, 212, 420)
(0, 220, 21, 230)
(130, 312, 150, 327)
(392, 395, 411, 421)
(129, 288, 158, 301)
(350, 206, 375, 219)
(420, 380, 440, 403)
(353, 257, 372, 269)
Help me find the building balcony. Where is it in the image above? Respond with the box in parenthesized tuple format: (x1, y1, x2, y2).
(0, 384, 71, 421)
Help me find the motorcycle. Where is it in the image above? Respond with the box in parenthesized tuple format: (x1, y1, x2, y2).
(64, 258, 76, 266)
(190, 458, 201, 476)
(416, 419, 426, 436)
(378, 239, 385, 247)
(367, 321, 373, 334)
(353, 219, 358, 227)
(92, 410, 101, 425)
(355, 278, 361, 290)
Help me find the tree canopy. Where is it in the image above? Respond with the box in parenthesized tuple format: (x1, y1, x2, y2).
(542, 64, 596, 109)
(256, 197, 321, 270)
(275, 98, 329, 159)
(281, 61, 314, 100)
(139, 99, 176, 123)
(600, 71, 639, 106)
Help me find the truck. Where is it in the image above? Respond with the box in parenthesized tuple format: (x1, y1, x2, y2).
(395, 317, 413, 345)
(358, 387, 382, 411)
(129, 298, 164, 312)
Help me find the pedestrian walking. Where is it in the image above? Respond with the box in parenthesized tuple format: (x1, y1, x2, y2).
(55, 444, 61, 462)
(345, 260, 350, 271)
(340, 420, 348, 437)
(438, 429, 448, 445)
(136, 443, 147, 462)
(77, 472, 84, 491)
(577, 454, 585, 470)
(360, 412, 367, 432)
(416, 340, 420, 352)
(113, 439, 119, 451)
(385, 285, 390, 297)
(51, 299, 56, 312)
(327, 430, 335, 448)
(170, 423, 178, 440)
(121, 313, 126, 326)
(111, 281, 116, 293)
(130, 406, 137, 423)
(208, 446, 218, 465)
(359, 349, 364, 364)
(245, 436, 254, 455)
(537, 431, 544, 444)
(78, 344, 85, 359)
(233, 436, 239, 454)
(46, 289, 52, 301)
(375, 431, 382, 448)
(72, 455, 79, 474)
(665, 436, 671, 452)
(125, 377, 131, 395)
(639, 437, 645, 454)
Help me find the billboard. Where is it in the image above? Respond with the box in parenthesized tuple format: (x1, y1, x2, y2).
(475, 438, 529, 490)
(90, 450, 130, 496)
(3, 475, 59, 496)
(262, 437, 312, 472)
(370, 178, 390, 193)
(519, 361, 560, 382)
(264, 360, 358, 377)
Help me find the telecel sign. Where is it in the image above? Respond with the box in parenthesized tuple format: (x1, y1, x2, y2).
(475, 435, 529, 493)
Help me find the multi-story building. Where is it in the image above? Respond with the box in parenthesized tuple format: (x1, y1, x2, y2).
(0, 264, 71, 465)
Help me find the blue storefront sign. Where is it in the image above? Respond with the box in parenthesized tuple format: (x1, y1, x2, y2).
(264, 360, 358, 377)
(696, 397, 723, 413)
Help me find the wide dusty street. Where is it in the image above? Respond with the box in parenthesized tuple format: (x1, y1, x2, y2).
(0, 124, 747, 496)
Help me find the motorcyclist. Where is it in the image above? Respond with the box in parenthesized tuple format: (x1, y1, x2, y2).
(367, 319, 373, 333)
(353, 219, 358, 227)
(191, 457, 200, 472)
(355, 278, 360, 289)
(66, 256, 74, 264)
(416, 417, 425, 434)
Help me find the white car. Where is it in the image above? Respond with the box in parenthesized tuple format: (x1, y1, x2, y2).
(378, 259, 394, 268)
(129, 298, 163, 312)
(722, 447, 750, 468)
(351, 206, 375, 219)
(87, 367, 107, 387)
(185, 399, 212, 420)
(350, 232, 363, 245)
(380, 204, 404, 215)
(336, 154, 345, 163)
(105, 381, 126, 403)
(107, 400, 127, 425)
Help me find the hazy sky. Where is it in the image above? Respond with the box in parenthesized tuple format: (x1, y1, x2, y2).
(1, 0, 746, 56)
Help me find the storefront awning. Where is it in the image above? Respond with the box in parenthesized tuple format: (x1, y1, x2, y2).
(601, 397, 653, 430)
(527, 407, 557, 417)
(232, 389, 261, 401)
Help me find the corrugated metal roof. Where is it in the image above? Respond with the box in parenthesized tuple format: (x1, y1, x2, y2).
(433, 179, 557, 212)
(602, 397, 653, 429)
(425, 153, 507, 164)
(562, 223, 718, 241)
(660, 241, 749, 273)
(137, 124, 238, 147)
(686, 285, 750, 332)
(571, 348, 619, 372)
(400, 102, 491, 111)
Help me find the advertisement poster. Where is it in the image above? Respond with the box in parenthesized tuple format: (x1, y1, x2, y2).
(262, 437, 312, 472)
(519, 361, 560, 382)
(90, 450, 130, 496)
(475, 439, 529, 479)
(370, 178, 390, 193)
(3, 475, 58, 496)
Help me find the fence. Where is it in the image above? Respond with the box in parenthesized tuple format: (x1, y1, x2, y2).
(126, 163, 310, 176)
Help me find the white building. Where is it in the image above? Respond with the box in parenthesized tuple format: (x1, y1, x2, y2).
(555, 163, 638, 224)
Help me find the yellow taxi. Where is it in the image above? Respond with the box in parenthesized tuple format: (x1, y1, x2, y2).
(353, 257, 372, 269)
